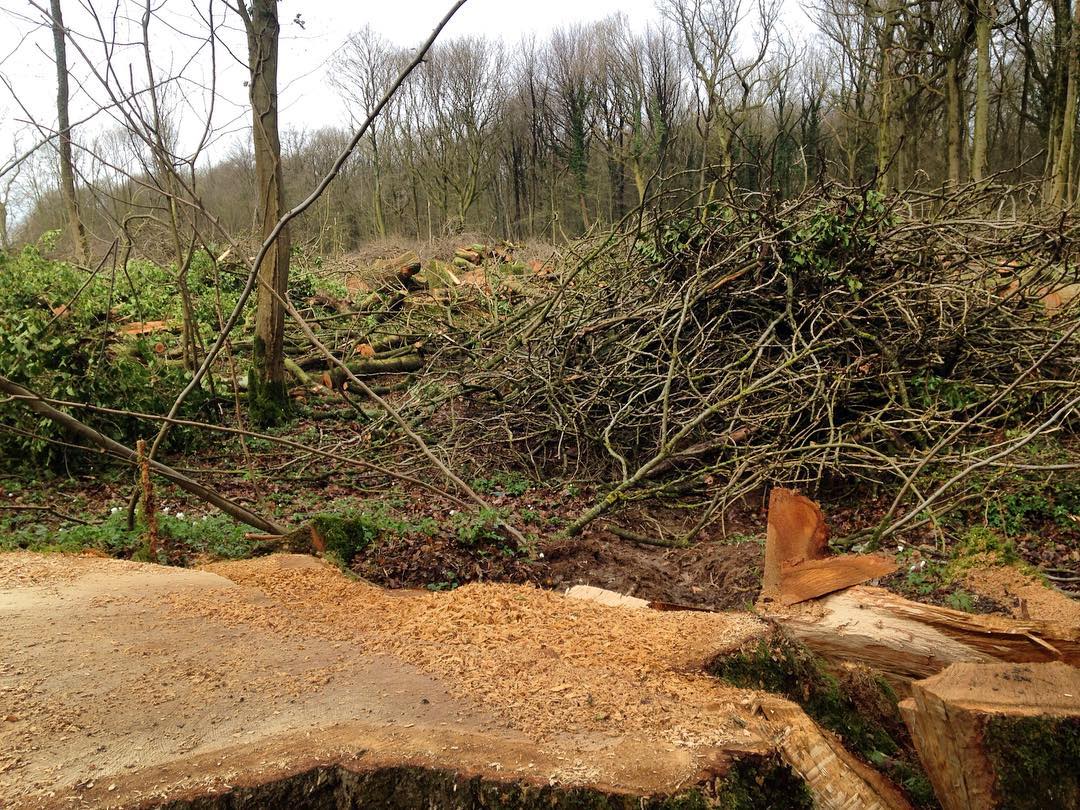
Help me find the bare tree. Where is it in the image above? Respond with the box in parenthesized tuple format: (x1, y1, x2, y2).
(48, 0, 90, 264)
(236, 0, 291, 426)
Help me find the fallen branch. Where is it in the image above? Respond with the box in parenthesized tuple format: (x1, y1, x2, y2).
(0, 375, 285, 534)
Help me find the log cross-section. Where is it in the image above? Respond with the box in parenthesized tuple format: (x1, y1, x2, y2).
(899, 661, 1080, 810)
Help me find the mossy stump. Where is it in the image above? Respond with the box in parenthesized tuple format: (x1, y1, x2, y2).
(900, 661, 1080, 810)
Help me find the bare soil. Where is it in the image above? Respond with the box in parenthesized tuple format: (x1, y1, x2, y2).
(540, 533, 764, 611)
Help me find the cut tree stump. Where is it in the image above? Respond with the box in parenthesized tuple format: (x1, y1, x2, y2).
(899, 661, 1080, 810)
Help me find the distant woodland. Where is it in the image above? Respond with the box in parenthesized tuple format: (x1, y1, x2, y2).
(9, 0, 1080, 256)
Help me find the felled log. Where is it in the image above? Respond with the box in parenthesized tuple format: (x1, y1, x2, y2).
(899, 662, 1080, 810)
(767, 585, 1080, 683)
(454, 246, 483, 265)
(365, 250, 421, 292)
(760, 489, 1080, 684)
(327, 353, 422, 389)
(306, 292, 353, 314)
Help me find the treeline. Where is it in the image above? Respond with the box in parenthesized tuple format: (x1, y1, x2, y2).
(12, 0, 1080, 253)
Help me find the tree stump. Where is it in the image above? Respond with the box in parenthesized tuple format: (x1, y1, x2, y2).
(899, 661, 1080, 810)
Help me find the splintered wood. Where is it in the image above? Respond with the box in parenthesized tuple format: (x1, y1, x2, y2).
(900, 662, 1080, 810)
(761, 488, 896, 605)
(759, 701, 913, 810)
(770, 584, 1080, 683)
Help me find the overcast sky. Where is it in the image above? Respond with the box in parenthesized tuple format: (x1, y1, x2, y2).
(0, 0, 662, 175)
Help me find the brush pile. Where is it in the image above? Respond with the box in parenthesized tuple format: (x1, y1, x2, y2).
(435, 184, 1080, 528)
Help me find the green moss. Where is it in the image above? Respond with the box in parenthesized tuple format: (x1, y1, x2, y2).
(713, 755, 813, 809)
(710, 632, 936, 809)
(985, 715, 1080, 809)
(311, 512, 381, 564)
(248, 335, 292, 428)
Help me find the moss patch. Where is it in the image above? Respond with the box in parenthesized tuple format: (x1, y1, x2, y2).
(708, 631, 937, 808)
(985, 715, 1080, 810)
(712, 754, 813, 809)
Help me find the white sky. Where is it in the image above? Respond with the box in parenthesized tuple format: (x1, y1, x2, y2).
(0, 0, 661, 174)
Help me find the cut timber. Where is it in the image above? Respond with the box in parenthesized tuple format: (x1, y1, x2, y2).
(762, 488, 895, 605)
(367, 250, 422, 291)
(767, 584, 1080, 683)
(565, 584, 716, 612)
(566, 584, 649, 609)
(327, 353, 422, 388)
(899, 662, 1080, 810)
(762, 488, 829, 598)
(778, 554, 899, 606)
(758, 700, 913, 810)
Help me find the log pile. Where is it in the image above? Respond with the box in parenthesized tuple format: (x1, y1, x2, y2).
(289, 241, 540, 393)
(758, 488, 1080, 809)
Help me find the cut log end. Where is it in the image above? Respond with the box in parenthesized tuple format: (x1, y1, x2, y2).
(901, 662, 1080, 810)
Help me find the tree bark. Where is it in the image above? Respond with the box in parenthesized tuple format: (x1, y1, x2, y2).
(49, 0, 90, 265)
(1049, 0, 1080, 205)
(972, 1, 992, 183)
(946, 56, 964, 187)
(241, 0, 291, 427)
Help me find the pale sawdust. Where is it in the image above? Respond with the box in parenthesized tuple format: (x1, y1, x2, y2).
(164, 555, 767, 746)
(0, 550, 143, 589)
(962, 563, 1080, 625)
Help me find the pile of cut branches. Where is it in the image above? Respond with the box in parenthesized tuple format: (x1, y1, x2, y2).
(433, 183, 1080, 539)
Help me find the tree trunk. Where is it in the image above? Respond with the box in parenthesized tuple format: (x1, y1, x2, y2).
(371, 130, 386, 238)
(1050, 0, 1080, 205)
(899, 662, 1080, 810)
(946, 56, 964, 187)
(876, 1, 899, 194)
(242, 0, 291, 427)
(49, 0, 90, 265)
(972, 2, 992, 183)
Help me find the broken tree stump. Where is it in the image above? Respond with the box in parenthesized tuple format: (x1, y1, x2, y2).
(761, 488, 896, 605)
(767, 584, 1080, 684)
(899, 661, 1080, 810)
(760, 489, 1080, 684)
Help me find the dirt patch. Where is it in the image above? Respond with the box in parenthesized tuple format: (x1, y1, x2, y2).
(351, 532, 536, 591)
(540, 534, 764, 611)
(961, 564, 1080, 625)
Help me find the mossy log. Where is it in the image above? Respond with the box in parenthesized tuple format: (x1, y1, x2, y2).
(899, 661, 1080, 810)
(326, 353, 422, 389)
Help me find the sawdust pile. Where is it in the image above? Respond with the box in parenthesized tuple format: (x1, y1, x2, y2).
(0, 550, 142, 589)
(172, 555, 767, 745)
(962, 564, 1080, 626)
